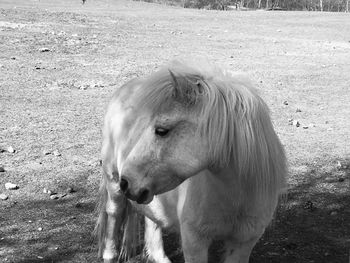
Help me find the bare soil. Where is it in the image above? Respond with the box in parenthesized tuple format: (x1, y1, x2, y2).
(0, 0, 349, 262)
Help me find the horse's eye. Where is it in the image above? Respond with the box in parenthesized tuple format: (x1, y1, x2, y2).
(155, 127, 170, 137)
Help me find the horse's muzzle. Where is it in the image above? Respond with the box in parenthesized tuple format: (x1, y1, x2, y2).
(120, 177, 152, 204)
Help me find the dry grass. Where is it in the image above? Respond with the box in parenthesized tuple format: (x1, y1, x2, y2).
(0, 0, 349, 262)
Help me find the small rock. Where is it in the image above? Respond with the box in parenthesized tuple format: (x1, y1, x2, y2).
(7, 146, 15, 153)
(59, 193, 67, 198)
(39, 47, 51, 52)
(0, 194, 9, 200)
(303, 200, 315, 211)
(338, 177, 345, 182)
(43, 150, 51, 155)
(94, 83, 104, 88)
(296, 108, 302, 113)
(87, 160, 97, 166)
(37, 256, 44, 259)
(43, 188, 57, 195)
(50, 194, 59, 200)
(0, 166, 5, 172)
(288, 118, 293, 125)
(5, 183, 19, 190)
(48, 246, 59, 251)
(284, 242, 298, 250)
(47, 190, 57, 195)
(283, 101, 288, 105)
(38, 227, 43, 231)
(336, 161, 342, 170)
(330, 211, 338, 216)
(302, 125, 309, 129)
(327, 127, 333, 131)
(292, 120, 300, 127)
(53, 150, 61, 156)
(278, 81, 283, 86)
(67, 187, 76, 193)
(79, 85, 88, 90)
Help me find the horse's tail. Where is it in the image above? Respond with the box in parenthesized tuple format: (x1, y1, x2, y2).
(95, 178, 141, 262)
(118, 202, 141, 262)
(95, 179, 108, 258)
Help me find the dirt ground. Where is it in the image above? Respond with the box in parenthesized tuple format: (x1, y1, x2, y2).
(0, 0, 349, 262)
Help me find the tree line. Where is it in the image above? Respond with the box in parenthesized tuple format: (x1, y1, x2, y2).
(138, 0, 350, 11)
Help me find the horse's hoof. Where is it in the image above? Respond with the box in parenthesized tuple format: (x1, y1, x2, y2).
(146, 257, 171, 263)
(104, 259, 116, 263)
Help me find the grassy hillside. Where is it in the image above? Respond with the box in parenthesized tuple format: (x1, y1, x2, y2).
(0, 0, 349, 262)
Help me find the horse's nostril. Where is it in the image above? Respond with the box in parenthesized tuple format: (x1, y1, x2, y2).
(136, 188, 150, 204)
(120, 178, 128, 193)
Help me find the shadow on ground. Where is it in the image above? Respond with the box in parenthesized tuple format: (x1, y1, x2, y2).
(1, 160, 349, 263)
(251, 160, 350, 263)
(136, 159, 350, 263)
(164, 159, 350, 263)
(0, 172, 99, 263)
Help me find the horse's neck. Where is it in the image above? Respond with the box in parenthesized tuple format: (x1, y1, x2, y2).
(186, 168, 242, 208)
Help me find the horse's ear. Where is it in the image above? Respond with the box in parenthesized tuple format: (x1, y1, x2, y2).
(168, 69, 182, 99)
(168, 69, 179, 88)
(195, 79, 206, 95)
(169, 68, 205, 91)
(168, 69, 205, 105)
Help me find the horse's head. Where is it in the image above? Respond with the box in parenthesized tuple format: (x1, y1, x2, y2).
(105, 60, 272, 205)
(114, 64, 212, 204)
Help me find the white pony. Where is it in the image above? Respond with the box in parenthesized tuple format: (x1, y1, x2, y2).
(96, 60, 287, 263)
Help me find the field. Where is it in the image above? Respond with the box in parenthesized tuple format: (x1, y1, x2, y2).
(0, 0, 349, 262)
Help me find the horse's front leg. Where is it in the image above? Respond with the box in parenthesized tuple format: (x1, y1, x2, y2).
(180, 222, 211, 263)
(222, 235, 260, 263)
(144, 217, 171, 263)
(223, 219, 266, 263)
(102, 182, 127, 263)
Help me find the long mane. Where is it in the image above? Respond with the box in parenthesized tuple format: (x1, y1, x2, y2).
(132, 60, 286, 198)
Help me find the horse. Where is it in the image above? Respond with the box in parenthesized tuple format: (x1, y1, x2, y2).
(95, 60, 287, 263)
